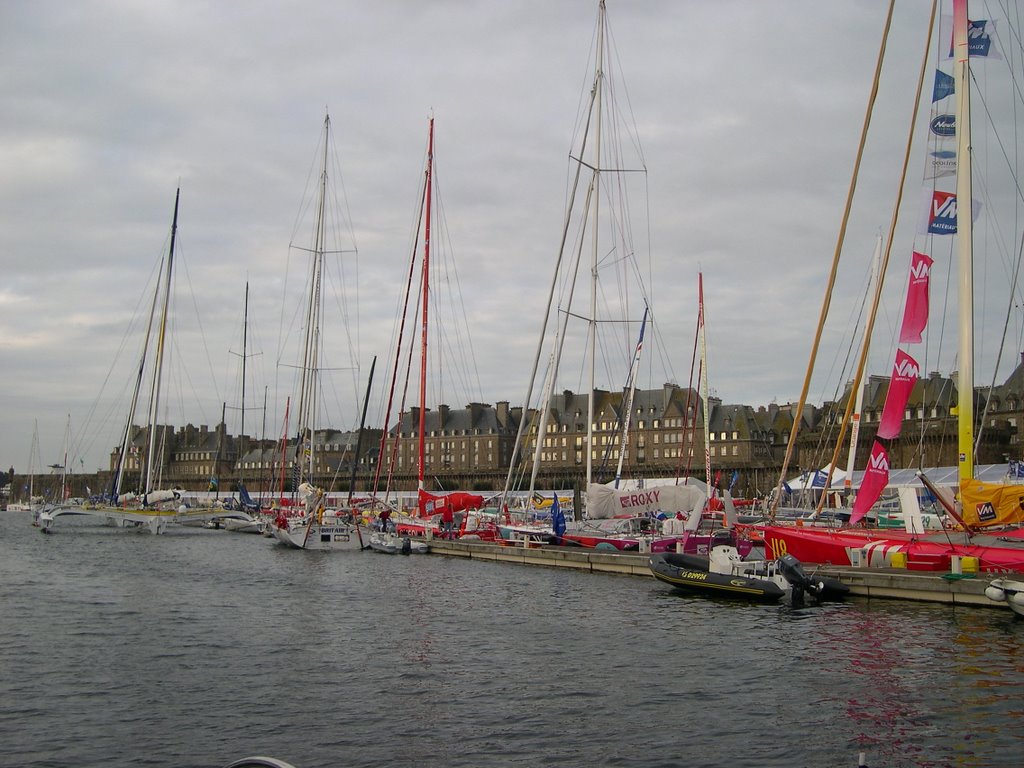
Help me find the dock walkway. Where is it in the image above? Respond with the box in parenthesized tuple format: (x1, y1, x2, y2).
(426, 538, 1004, 610)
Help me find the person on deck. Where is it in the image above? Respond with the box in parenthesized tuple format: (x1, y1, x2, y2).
(441, 505, 455, 539)
(378, 509, 391, 533)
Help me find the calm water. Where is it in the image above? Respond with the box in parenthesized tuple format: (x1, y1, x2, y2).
(1, 513, 1022, 768)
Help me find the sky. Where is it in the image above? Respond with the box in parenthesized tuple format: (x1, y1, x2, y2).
(3, 0, 1022, 476)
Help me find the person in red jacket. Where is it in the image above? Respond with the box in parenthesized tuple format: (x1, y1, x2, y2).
(441, 504, 455, 539)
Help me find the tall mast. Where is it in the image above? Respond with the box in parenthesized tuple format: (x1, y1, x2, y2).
(586, 0, 606, 486)
(241, 281, 249, 463)
(698, 273, 711, 492)
(298, 114, 330, 485)
(348, 356, 376, 505)
(418, 117, 435, 492)
(770, 1, 895, 516)
(953, 0, 974, 481)
(111, 248, 163, 498)
(60, 414, 70, 503)
(144, 187, 179, 495)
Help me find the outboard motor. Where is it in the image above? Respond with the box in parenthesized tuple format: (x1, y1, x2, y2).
(776, 553, 825, 604)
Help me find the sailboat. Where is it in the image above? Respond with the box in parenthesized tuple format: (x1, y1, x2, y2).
(499, 1, 714, 552)
(39, 189, 255, 534)
(756, 0, 1024, 575)
(560, 274, 748, 554)
(9, 420, 43, 514)
(272, 113, 368, 551)
(367, 115, 477, 552)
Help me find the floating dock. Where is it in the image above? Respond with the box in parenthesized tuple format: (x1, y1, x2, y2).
(426, 538, 1006, 610)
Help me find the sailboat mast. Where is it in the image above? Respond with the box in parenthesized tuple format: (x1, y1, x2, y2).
(586, 0, 606, 486)
(145, 186, 180, 494)
(953, 0, 974, 481)
(241, 281, 249, 460)
(698, 273, 711, 492)
(347, 356, 376, 506)
(279, 396, 290, 504)
(299, 114, 331, 485)
(28, 419, 37, 501)
(418, 117, 435, 492)
(769, 1, 895, 516)
(60, 414, 70, 503)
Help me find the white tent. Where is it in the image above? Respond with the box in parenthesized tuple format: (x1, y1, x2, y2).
(785, 464, 847, 491)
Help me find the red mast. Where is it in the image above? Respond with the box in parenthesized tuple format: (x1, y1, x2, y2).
(417, 117, 434, 492)
(278, 396, 290, 505)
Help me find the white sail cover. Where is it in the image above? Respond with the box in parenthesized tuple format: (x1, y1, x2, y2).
(144, 489, 180, 505)
(298, 482, 323, 515)
(585, 482, 705, 520)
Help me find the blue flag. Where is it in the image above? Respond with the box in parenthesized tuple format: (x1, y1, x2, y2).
(551, 496, 566, 539)
(932, 70, 954, 102)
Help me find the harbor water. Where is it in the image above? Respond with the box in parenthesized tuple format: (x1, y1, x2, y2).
(1, 512, 1022, 768)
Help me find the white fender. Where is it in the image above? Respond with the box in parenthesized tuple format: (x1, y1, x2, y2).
(985, 586, 1007, 602)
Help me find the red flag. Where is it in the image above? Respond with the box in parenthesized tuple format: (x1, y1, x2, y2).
(851, 440, 890, 525)
(877, 349, 919, 440)
(899, 251, 933, 344)
(416, 488, 484, 518)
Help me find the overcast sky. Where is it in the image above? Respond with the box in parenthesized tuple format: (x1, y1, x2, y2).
(3, 0, 1021, 477)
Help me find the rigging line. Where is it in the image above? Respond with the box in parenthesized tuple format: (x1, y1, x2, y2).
(371, 172, 425, 498)
(969, 70, 1024, 208)
(977, 220, 1024, 455)
(176, 243, 222, 411)
(429, 173, 484, 404)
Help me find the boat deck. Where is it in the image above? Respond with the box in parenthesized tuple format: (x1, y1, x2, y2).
(425, 538, 1006, 610)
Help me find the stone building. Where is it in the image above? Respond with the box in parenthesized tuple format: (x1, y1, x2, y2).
(382, 401, 522, 492)
(87, 360, 1024, 500)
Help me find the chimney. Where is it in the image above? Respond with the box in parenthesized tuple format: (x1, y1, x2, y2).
(469, 402, 486, 426)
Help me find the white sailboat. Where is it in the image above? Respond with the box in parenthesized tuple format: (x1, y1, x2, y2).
(497, 1, 711, 550)
(8, 420, 43, 513)
(40, 190, 254, 534)
(272, 113, 367, 551)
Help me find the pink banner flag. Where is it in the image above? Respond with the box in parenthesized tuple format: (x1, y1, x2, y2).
(899, 251, 933, 344)
(851, 440, 890, 525)
(877, 349, 919, 440)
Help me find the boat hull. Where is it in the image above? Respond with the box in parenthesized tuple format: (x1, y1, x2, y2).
(648, 552, 787, 603)
(368, 532, 430, 555)
(273, 520, 365, 551)
(756, 524, 1024, 573)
